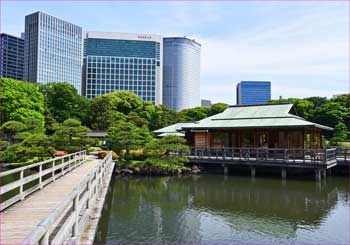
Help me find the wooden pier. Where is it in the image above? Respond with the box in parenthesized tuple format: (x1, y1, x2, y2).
(0, 151, 114, 245)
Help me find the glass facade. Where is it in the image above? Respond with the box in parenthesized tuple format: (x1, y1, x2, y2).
(24, 12, 82, 93)
(0, 33, 24, 80)
(83, 32, 162, 104)
(163, 37, 201, 111)
(236, 81, 271, 105)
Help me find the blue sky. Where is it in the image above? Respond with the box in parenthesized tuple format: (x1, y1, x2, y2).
(1, 1, 349, 104)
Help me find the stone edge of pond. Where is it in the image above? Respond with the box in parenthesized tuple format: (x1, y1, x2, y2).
(113, 165, 201, 176)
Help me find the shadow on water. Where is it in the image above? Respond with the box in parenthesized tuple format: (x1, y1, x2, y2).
(94, 175, 350, 244)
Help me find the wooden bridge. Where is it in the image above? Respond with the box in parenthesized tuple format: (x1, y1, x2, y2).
(185, 147, 348, 180)
(0, 151, 115, 245)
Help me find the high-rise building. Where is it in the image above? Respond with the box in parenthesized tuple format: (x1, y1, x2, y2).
(236, 81, 271, 105)
(163, 37, 201, 111)
(24, 12, 83, 93)
(0, 33, 24, 80)
(83, 31, 163, 104)
(201, 99, 212, 107)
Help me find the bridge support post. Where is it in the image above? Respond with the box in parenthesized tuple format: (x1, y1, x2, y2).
(223, 164, 228, 175)
(322, 169, 327, 180)
(327, 168, 332, 176)
(315, 169, 321, 181)
(250, 167, 256, 178)
(281, 168, 287, 180)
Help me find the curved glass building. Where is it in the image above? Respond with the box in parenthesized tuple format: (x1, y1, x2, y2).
(163, 37, 201, 111)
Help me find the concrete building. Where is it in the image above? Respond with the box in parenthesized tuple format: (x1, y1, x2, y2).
(236, 81, 271, 105)
(24, 12, 83, 93)
(201, 99, 212, 107)
(83, 31, 163, 104)
(0, 33, 24, 80)
(163, 37, 201, 111)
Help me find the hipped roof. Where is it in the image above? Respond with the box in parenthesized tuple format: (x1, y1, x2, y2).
(181, 103, 333, 131)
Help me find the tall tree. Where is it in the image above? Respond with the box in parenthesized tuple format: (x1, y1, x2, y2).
(330, 122, 348, 145)
(40, 82, 90, 124)
(208, 103, 229, 116)
(0, 121, 27, 145)
(0, 78, 45, 126)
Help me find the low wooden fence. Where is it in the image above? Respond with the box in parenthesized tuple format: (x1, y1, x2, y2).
(186, 147, 337, 165)
(21, 152, 114, 245)
(0, 151, 87, 211)
(336, 147, 350, 163)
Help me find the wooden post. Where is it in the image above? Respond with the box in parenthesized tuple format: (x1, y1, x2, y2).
(61, 158, 65, 175)
(39, 164, 43, 189)
(73, 195, 79, 237)
(20, 170, 24, 200)
(223, 164, 228, 175)
(324, 148, 328, 164)
(52, 160, 56, 181)
(251, 167, 256, 178)
(281, 168, 287, 180)
(322, 169, 326, 179)
(315, 169, 321, 181)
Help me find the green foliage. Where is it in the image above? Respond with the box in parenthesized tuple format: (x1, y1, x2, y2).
(87, 146, 103, 153)
(144, 135, 190, 171)
(0, 78, 45, 126)
(208, 103, 229, 116)
(0, 121, 27, 145)
(178, 106, 209, 121)
(51, 118, 92, 153)
(330, 122, 348, 145)
(149, 104, 177, 131)
(97, 150, 119, 160)
(39, 82, 90, 124)
(106, 121, 152, 159)
(1, 133, 52, 163)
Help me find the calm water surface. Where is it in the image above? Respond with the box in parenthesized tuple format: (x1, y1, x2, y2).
(94, 175, 349, 244)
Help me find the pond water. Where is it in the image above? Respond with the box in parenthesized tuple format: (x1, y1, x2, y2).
(94, 175, 349, 244)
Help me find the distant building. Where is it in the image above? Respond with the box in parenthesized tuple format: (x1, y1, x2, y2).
(0, 33, 24, 80)
(24, 12, 83, 93)
(236, 81, 271, 105)
(83, 31, 163, 104)
(201, 99, 212, 107)
(163, 37, 201, 111)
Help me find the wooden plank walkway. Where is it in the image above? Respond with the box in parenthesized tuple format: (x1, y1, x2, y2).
(0, 158, 100, 244)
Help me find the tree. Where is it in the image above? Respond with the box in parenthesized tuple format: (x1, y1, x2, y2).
(330, 122, 348, 145)
(0, 121, 27, 145)
(1, 133, 52, 163)
(149, 105, 177, 131)
(0, 78, 45, 126)
(51, 118, 92, 153)
(270, 98, 314, 120)
(144, 135, 190, 171)
(313, 102, 347, 128)
(177, 106, 209, 121)
(208, 103, 228, 116)
(106, 121, 151, 159)
(40, 82, 90, 124)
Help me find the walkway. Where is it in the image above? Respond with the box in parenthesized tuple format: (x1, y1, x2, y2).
(0, 158, 99, 244)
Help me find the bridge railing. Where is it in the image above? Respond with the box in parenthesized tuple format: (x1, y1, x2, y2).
(186, 147, 337, 164)
(22, 152, 114, 245)
(336, 147, 350, 162)
(0, 151, 86, 211)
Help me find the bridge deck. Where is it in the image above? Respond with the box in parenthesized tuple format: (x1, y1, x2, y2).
(0, 158, 99, 244)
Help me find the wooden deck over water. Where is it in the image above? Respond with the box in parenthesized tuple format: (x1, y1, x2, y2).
(0, 158, 99, 244)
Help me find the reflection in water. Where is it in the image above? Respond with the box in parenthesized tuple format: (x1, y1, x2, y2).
(94, 175, 349, 244)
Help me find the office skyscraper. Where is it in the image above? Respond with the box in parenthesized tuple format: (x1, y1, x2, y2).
(0, 33, 24, 80)
(236, 81, 271, 105)
(83, 31, 162, 104)
(163, 37, 201, 111)
(24, 12, 83, 93)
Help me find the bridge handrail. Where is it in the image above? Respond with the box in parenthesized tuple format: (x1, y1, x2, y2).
(186, 147, 337, 164)
(21, 152, 114, 245)
(0, 150, 87, 211)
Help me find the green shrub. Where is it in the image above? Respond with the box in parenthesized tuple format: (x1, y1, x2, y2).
(87, 146, 103, 153)
(97, 150, 118, 160)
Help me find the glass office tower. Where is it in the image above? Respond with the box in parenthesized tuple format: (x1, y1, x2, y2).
(236, 81, 271, 105)
(83, 32, 162, 104)
(24, 12, 83, 93)
(163, 37, 201, 111)
(0, 33, 24, 80)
